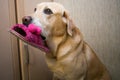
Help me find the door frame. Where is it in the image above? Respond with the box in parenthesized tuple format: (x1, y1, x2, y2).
(15, 0, 29, 80)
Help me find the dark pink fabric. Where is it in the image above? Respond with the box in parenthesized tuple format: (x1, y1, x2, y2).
(11, 24, 49, 52)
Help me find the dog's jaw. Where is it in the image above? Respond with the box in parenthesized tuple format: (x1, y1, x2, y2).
(32, 17, 47, 39)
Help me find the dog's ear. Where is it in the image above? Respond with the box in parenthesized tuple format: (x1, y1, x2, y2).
(63, 11, 75, 36)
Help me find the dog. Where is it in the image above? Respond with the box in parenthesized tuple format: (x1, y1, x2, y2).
(22, 2, 111, 80)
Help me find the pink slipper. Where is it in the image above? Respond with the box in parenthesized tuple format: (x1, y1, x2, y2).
(10, 24, 49, 52)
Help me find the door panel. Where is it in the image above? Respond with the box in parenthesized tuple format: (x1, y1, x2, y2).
(19, 42, 52, 80)
(0, 0, 20, 80)
(28, 46, 52, 80)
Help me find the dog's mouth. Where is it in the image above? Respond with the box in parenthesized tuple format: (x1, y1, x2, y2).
(40, 34, 46, 40)
(10, 24, 49, 52)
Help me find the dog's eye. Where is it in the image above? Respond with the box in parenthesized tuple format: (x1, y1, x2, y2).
(34, 8, 37, 12)
(44, 8, 53, 15)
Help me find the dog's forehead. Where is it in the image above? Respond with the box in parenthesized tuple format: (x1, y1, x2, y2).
(37, 2, 65, 14)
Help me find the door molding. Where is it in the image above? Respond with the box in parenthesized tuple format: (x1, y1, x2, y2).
(16, 0, 25, 23)
(8, 0, 21, 80)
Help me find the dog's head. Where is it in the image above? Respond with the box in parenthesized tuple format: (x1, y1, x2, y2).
(22, 2, 83, 56)
(23, 2, 75, 40)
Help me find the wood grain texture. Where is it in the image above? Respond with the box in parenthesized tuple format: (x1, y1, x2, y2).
(55, 0, 120, 80)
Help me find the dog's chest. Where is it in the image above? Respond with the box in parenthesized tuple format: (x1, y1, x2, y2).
(51, 62, 74, 79)
(46, 58, 74, 78)
(46, 52, 88, 80)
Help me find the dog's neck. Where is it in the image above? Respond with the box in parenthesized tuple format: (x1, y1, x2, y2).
(46, 27, 83, 60)
(46, 31, 67, 58)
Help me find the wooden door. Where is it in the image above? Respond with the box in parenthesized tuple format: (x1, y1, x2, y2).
(0, 0, 20, 80)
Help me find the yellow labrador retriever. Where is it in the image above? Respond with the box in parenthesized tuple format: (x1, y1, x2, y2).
(23, 2, 111, 80)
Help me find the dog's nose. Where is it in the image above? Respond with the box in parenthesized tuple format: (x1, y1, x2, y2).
(22, 16, 32, 26)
